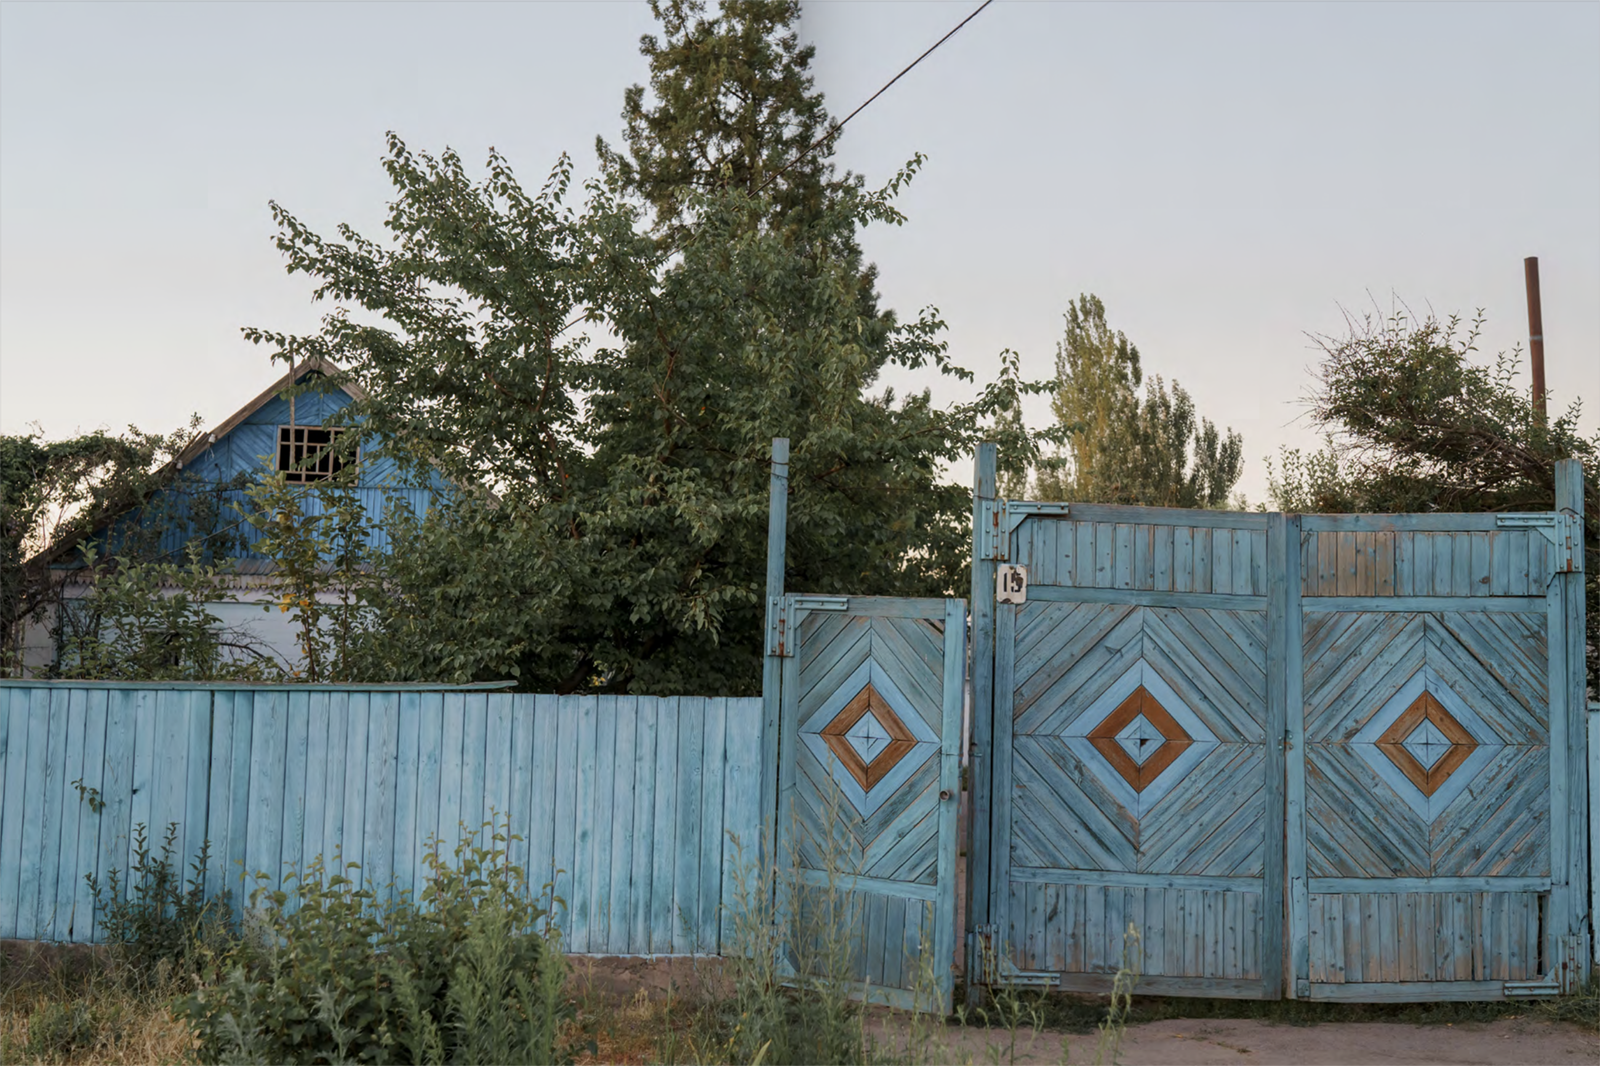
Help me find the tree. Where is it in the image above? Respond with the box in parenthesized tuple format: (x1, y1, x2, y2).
(1, 421, 250, 674)
(1267, 307, 1598, 691)
(1033, 294, 1243, 508)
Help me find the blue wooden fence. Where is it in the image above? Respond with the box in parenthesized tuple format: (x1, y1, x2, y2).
(0, 683, 762, 955)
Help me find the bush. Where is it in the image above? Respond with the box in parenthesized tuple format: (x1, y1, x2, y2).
(88, 821, 233, 988)
(176, 819, 575, 1065)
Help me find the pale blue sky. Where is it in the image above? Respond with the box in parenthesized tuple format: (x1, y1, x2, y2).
(3, 1, 1596, 502)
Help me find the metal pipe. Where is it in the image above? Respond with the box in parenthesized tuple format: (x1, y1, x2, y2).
(1524, 256, 1547, 419)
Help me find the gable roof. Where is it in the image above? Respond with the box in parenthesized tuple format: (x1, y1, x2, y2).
(31, 357, 369, 570)
(173, 355, 367, 471)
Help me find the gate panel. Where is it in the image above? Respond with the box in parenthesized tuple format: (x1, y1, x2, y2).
(776, 596, 965, 1012)
(986, 509, 1283, 998)
(1288, 515, 1584, 1000)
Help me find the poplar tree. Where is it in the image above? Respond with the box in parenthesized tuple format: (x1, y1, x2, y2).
(1034, 294, 1244, 508)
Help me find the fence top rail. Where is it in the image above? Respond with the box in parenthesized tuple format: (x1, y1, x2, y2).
(0, 679, 519, 691)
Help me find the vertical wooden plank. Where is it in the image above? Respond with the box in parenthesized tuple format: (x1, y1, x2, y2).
(365, 693, 400, 900)
(1412, 531, 1434, 596)
(1233, 528, 1253, 596)
(884, 894, 908, 989)
(1173, 526, 1193, 593)
(42, 690, 84, 941)
(483, 692, 513, 829)
(437, 692, 465, 857)
(1037, 519, 1057, 586)
(392, 690, 420, 904)
(1086, 883, 1107, 971)
(649, 697, 680, 953)
(1451, 532, 1473, 597)
(1307, 894, 1323, 982)
(459, 692, 488, 840)
(1315, 532, 1334, 596)
(1335, 531, 1357, 596)
(761, 438, 790, 880)
(1507, 530, 1530, 596)
(1184, 888, 1204, 977)
(699, 696, 729, 952)
(1224, 891, 1242, 979)
(223, 692, 253, 911)
(96, 690, 138, 915)
(1059, 520, 1077, 589)
(722, 697, 763, 955)
(1431, 533, 1453, 598)
(0, 689, 23, 939)
(1211, 529, 1233, 596)
(1378, 893, 1398, 983)
(587, 695, 618, 952)
(1140, 887, 1160, 976)
(966, 445, 998, 977)
(1375, 531, 1395, 596)
(606, 696, 637, 954)
(1394, 531, 1413, 597)
(182, 690, 211, 893)
(275, 690, 309, 885)
(570, 695, 601, 952)
(1325, 894, 1344, 982)
(1353, 532, 1374, 596)
(1469, 533, 1491, 598)
(1555, 460, 1589, 979)
(73, 690, 109, 942)
(673, 697, 704, 953)
(412, 693, 444, 900)
(1024, 882, 1045, 970)
(1075, 520, 1096, 588)
(302, 691, 331, 875)
(1105, 883, 1124, 974)
(1264, 512, 1288, 997)
(1153, 525, 1174, 592)
(23, 688, 64, 941)
(1360, 893, 1380, 987)
(1095, 522, 1115, 588)
(1194, 525, 1213, 594)
(1250, 528, 1267, 596)
(1471, 892, 1486, 980)
(341, 692, 370, 875)
(245, 689, 286, 886)
(322, 692, 351, 876)
(1131, 523, 1151, 591)
(526, 694, 560, 897)
(1452, 892, 1473, 980)
(550, 694, 584, 942)
(1112, 523, 1133, 589)
(630, 698, 657, 954)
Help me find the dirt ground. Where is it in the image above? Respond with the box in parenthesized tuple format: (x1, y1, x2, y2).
(938, 1016, 1596, 1065)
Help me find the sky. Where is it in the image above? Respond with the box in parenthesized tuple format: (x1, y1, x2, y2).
(2, 1, 1597, 504)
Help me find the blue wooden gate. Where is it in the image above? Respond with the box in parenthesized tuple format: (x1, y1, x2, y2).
(771, 594, 966, 1012)
(967, 446, 1590, 1001)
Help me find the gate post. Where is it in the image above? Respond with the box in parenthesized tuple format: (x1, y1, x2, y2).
(966, 443, 998, 997)
(1554, 458, 1591, 985)
(761, 438, 790, 873)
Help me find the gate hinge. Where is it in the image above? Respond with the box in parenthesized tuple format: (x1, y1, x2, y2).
(768, 595, 849, 657)
(1496, 513, 1584, 574)
(978, 500, 1073, 562)
(969, 924, 1057, 990)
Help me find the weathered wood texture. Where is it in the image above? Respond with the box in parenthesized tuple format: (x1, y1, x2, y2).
(991, 511, 1279, 999)
(779, 596, 964, 1013)
(975, 496, 1585, 1002)
(0, 686, 761, 955)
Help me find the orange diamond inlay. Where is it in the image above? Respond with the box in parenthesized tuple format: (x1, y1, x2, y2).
(1375, 691, 1477, 797)
(1087, 686, 1192, 793)
(818, 685, 918, 791)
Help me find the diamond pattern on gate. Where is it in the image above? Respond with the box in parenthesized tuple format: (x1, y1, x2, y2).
(1352, 666, 1502, 822)
(801, 658, 940, 818)
(1061, 659, 1219, 818)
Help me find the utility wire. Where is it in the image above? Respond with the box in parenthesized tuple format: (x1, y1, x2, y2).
(755, 0, 995, 195)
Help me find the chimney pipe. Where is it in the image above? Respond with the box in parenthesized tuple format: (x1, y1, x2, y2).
(1524, 256, 1547, 419)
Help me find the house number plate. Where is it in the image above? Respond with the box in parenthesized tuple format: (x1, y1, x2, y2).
(996, 565, 1028, 604)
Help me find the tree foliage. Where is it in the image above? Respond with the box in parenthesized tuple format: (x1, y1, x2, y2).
(1033, 294, 1244, 508)
(245, 146, 1034, 693)
(1268, 308, 1598, 691)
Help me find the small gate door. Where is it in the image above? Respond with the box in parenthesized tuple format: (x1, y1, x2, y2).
(775, 595, 966, 1012)
(974, 505, 1285, 998)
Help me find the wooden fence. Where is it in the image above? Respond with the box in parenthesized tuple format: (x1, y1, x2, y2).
(0, 683, 762, 955)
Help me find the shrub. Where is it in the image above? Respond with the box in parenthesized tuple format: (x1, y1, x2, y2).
(88, 821, 233, 987)
(176, 818, 575, 1065)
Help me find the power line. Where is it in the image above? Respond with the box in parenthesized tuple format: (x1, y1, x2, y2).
(755, 0, 995, 195)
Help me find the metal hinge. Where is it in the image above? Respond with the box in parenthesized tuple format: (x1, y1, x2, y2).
(1496, 513, 1584, 574)
(1504, 934, 1588, 996)
(969, 924, 1057, 989)
(767, 595, 848, 657)
(977, 500, 1072, 562)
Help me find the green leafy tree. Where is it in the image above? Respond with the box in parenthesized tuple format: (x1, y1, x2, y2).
(1034, 294, 1244, 508)
(1, 421, 251, 675)
(1267, 308, 1598, 690)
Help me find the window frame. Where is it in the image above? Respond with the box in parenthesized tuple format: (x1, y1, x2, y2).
(275, 424, 359, 485)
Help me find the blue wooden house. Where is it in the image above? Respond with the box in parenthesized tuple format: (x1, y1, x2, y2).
(21, 357, 447, 673)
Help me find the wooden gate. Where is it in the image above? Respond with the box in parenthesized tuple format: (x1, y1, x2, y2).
(770, 594, 965, 1012)
(967, 446, 1590, 1001)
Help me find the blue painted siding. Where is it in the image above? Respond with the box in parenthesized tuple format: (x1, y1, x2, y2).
(78, 379, 449, 566)
(0, 684, 763, 956)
